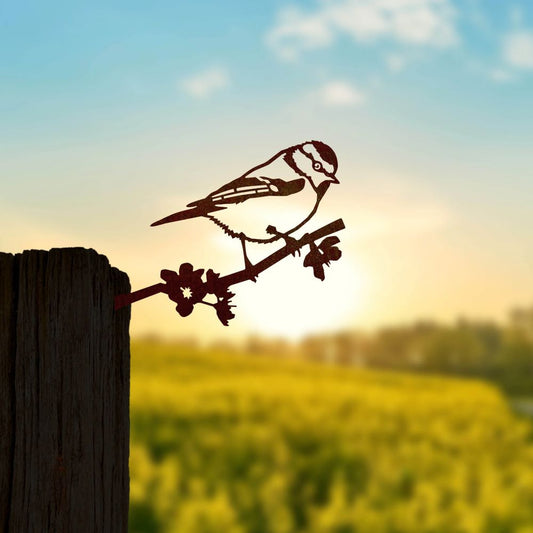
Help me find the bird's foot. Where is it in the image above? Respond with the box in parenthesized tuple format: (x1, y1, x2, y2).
(245, 260, 258, 282)
(284, 236, 300, 256)
(242, 252, 258, 282)
(240, 234, 258, 282)
(267, 226, 301, 256)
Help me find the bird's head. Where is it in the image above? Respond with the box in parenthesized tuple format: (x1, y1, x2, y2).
(288, 140, 339, 192)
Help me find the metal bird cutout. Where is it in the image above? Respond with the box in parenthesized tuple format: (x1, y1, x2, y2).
(115, 141, 346, 325)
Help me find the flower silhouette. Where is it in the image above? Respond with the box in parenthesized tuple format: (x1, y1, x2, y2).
(214, 298, 235, 326)
(160, 264, 236, 324)
(161, 263, 207, 317)
(303, 236, 342, 281)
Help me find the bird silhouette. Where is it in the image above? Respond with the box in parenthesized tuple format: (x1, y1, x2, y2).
(151, 140, 339, 271)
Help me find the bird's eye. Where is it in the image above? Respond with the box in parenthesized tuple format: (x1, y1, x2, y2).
(313, 161, 323, 171)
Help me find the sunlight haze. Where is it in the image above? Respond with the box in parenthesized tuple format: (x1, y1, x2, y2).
(1, 0, 532, 341)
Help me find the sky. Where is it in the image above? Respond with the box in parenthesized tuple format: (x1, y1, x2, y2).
(1, 0, 532, 341)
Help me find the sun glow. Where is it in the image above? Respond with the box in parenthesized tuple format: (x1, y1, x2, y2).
(236, 254, 367, 339)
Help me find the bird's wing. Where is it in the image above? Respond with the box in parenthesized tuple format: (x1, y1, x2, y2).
(187, 176, 305, 209)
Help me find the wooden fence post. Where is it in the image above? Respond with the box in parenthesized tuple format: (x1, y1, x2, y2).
(0, 248, 130, 532)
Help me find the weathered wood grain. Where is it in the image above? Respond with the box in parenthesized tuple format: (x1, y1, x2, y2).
(0, 248, 130, 532)
(0, 253, 16, 532)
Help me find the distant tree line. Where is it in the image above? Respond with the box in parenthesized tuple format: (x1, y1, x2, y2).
(298, 306, 533, 396)
(163, 306, 533, 396)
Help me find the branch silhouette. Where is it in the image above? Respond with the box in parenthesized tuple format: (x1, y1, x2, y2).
(220, 218, 345, 286)
(114, 218, 345, 323)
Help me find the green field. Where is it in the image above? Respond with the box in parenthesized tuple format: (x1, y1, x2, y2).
(129, 341, 533, 533)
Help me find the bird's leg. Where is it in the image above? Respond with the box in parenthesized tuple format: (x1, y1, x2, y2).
(266, 225, 300, 256)
(239, 234, 257, 282)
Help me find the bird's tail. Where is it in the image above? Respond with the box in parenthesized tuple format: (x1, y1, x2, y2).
(150, 205, 225, 227)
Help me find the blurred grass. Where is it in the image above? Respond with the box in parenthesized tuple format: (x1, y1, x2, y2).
(129, 340, 533, 533)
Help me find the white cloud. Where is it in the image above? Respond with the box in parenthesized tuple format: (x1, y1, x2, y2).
(466, 58, 515, 84)
(316, 81, 365, 107)
(386, 53, 408, 72)
(489, 68, 513, 83)
(503, 31, 533, 69)
(267, 0, 458, 60)
(180, 67, 230, 98)
(266, 6, 332, 61)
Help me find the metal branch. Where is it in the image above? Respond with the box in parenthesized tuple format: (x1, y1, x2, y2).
(114, 218, 345, 311)
(114, 283, 167, 310)
(220, 218, 345, 286)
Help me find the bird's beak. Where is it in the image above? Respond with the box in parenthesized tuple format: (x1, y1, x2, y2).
(329, 175, 339, 184)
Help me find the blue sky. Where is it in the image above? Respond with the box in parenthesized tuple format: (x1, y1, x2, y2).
(3, 1, 532, 140)
(1, 0, 533, 340)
